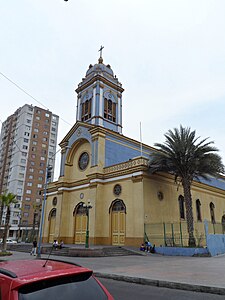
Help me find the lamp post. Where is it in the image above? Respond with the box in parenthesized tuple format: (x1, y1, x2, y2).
(37, 165, 52, 258)
(83, 201, 92, 249)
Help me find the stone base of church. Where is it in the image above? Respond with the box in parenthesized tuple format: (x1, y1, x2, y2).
(42, 236, 143, 247)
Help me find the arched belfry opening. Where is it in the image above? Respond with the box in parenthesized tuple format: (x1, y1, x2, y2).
(109, 199, 126, 246)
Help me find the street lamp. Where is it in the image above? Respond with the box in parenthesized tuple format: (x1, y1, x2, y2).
(83, 201, 92, 249)
(37, 165, 52, 258)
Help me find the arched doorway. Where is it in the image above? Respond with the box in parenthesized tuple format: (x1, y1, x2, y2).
(110, 199, 126, 246)
(48, 208, 56, 243)
(74, 202, 87, 244)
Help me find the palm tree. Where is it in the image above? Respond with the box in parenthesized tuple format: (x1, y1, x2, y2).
(0, 191, 18, 252)
(149, 125, 224, 246)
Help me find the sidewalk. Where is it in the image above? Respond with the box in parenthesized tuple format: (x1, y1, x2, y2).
(1, 251, 225, 295)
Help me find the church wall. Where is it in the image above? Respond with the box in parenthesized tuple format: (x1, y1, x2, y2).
(64, 140, 91, 181)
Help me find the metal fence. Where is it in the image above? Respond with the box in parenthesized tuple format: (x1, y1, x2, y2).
(144, 221, 223, 247)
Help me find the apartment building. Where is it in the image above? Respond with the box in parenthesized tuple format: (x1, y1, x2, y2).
(0, 104, 59, 240)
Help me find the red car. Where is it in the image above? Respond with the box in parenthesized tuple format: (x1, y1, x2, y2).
(0, 259, 114, 300)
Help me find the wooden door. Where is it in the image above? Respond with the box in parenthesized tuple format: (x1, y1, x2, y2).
(75, 214, 87, 244)
(48, 214, 56, 243)
(111, 201, 125, 246)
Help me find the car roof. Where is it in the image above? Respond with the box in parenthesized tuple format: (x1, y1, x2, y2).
(0, 259, 92, 288)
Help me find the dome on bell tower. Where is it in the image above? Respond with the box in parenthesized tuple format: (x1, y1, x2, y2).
(75, 49, 124, 134)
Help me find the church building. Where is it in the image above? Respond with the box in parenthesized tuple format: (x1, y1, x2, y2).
(42, 53, 225, 247)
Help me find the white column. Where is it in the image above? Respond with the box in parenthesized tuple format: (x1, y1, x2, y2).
(91, 88, 96, 124)
(99, 87, 103, 126)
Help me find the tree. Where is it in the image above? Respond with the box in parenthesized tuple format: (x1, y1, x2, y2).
(0, 191, 18, 252)
(149, 125, 225, 246)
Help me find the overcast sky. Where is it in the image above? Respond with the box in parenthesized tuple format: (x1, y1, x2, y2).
(1, 0, 225, 180)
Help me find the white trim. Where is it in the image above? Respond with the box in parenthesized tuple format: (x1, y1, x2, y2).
(91, 88, 96, 124)
(50, 172, 143, 193)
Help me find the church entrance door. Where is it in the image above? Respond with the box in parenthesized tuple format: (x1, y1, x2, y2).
(111, 200, 126, 246)
(48, 209, 56, 243)
(74, 203, 87, 244)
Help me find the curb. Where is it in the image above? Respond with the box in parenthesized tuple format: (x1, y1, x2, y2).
(94, 272, 225, 295)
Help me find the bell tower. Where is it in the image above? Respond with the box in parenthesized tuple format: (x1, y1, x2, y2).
(75, 48, 124, 133)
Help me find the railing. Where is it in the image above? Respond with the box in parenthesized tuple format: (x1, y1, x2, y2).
(144, 221, 209, 247)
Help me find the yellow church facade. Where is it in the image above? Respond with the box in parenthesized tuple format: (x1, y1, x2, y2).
(42, 55, 225, 247)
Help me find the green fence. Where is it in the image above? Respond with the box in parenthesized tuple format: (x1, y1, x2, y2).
(144, 221, 207, 247)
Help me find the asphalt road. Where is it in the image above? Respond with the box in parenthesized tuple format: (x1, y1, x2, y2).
(98, 278, 225, 300)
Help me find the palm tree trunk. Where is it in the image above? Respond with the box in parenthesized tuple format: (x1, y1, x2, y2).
(182, 179, 196, 247)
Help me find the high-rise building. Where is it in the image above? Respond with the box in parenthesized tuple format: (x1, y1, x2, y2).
(0, 104, 59, 240)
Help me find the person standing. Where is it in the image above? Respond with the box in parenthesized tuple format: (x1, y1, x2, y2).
(30, 239, 37, 256)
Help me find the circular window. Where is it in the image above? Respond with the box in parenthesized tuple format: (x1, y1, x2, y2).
(114, 184, 122, 196)
(78, 152, 89, 170)
(52, 197, 57, 206)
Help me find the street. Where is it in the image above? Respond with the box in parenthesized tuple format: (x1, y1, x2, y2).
(98, 278, 225, 300)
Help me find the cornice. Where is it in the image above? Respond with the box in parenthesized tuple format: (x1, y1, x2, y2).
(75, 74, 124, 94)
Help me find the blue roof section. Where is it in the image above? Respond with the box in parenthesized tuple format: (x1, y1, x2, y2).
(104, 132, 225, 191)
(105, 137, 150, 167)
(198, 176, 225, 191)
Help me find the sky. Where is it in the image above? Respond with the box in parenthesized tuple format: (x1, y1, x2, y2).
(0, 0, 225, 180)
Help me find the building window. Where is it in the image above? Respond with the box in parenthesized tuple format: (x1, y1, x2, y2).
(43, 137, 48, 142)
(24, 138, 29, 143)
(81, 99, 92, 121)
(33, 141, 37, 145)
(17, 188, 22, 194)
(27, 119, 31, 124)
(31, 154, 36, 159)
(34, 128, 39, 133)
(38, 176, 43, 181)
(29, 175, 33, 179)
(104, 99, 116, 122)
(196, 199, 202, 222)
(40, 156, 45, 161)
(21, 159, 26, 164)
(37, 184, 42, 188)
(27, 182, 32, 187)
(39, 170, 44, 174)
(45, 113, 50, 117)
(23, 212, 29, 217)
(24, 204, 30, 210)
(36, 116, 40, 120)
(210, 202, 215, 224)
(29, 168, 34, 172)
(178, 195, 185, 219)
(25, 197, 31, 201)
(26, 190, 32, 194)
(24, 132, 30, 136)
(33, 134, 38, 138)
(22, 145, 28, 150)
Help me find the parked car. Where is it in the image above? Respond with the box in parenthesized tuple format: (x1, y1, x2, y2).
(0, 259, 114, 299)
(0, 238, 17, 244)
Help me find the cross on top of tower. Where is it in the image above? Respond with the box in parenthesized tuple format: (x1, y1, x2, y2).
(98, 45, 104, 64)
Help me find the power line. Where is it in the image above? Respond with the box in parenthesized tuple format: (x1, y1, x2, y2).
(0, 71, 73, 127)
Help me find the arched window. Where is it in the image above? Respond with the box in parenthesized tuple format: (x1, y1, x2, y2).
(74, 202, 87, 216)
(48, 208, 56, 220)
(112, 200, 126, 212)
(196, 199, 202, 222)
(81, 99, 91, 121)
(210, 202, 215, 224)
(104, 98, 116, 122)
(178, 195, 185, 219)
